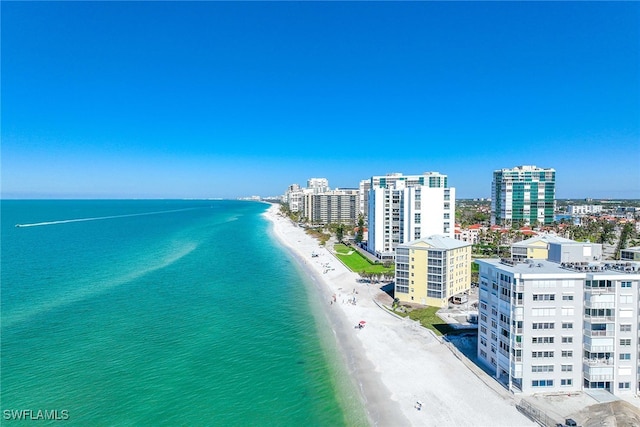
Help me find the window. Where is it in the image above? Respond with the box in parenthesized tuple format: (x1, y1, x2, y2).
(532, 351, 554, 358)
(532, 322, 555, 330)
(562, 294, 574, 301)
(532, 380, 554, 387)
(531, 365, 554, 372)
(621, 281, 631, 288)
(620, 324, 632, 332)
(532, 337, 554, 344)
(533, 294, 555, 301)
(561, 336, 573, 344)
(562, 322, 573, 329)
(619, 353, 631, 360)
(620, 339, 631, 346)
(562, 350, 573, 357)
(561, 379, 573, 386)
(561, 308, 575, 316)
(561, 365, 573, 372)
(619, 382, 631, 389)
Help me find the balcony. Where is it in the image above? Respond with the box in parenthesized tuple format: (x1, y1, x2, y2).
(583, 329, 615, 337)
(584, 300, 615, 310)
(583, 358, 614, 367)
(585, 287, 615, 294)
(583, 344, 614, 352)
(584, 315, 616, 322)
(583, 369, 614, 382)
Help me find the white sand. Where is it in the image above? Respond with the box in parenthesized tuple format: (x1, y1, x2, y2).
(264, 204, 536, 427)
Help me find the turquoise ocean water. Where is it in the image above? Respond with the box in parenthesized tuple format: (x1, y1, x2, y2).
(1, 200, 365, 426)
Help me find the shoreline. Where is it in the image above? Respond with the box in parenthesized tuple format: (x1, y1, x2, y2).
(263, 204, 535, 426)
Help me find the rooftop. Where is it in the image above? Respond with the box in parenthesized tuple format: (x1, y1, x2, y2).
(401, 234, 471, 251)
(476, 258, 640, 276)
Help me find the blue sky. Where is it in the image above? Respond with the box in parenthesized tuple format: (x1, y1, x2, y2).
(2, 2, 639, 199)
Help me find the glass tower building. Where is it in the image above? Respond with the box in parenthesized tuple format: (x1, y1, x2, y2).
(491, 165, 555, 226)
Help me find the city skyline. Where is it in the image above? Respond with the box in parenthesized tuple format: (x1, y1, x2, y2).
(2, 2, 639, 200)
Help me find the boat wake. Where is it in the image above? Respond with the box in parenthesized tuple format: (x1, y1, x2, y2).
(14, 208, 198, 228)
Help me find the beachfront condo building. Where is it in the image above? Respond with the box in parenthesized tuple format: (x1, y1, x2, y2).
(395, 235, 471, 307)
(367, 174, 455, 259)
(476, 240, 640, 396)
(359, 172, 449, 219)
(302, 189, 359, 225)
(284, 178, 332, 214)
(284, 184, 304, 213)
(491, 165, 556, 227)
(307, 178, 330, 194)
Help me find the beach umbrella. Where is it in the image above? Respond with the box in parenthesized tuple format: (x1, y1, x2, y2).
(359, 320, 366, 324)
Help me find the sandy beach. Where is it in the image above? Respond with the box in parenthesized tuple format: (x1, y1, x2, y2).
(264, 204, 535, 427)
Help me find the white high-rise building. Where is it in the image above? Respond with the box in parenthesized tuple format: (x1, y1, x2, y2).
(366, 172, 455, 259)
(306, 178, 330, 194)
(359, 172, 448, 218)
(477, 240, 640, 396)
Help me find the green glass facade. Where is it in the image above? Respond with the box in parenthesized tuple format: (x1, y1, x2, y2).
(491, 166, 555, 226)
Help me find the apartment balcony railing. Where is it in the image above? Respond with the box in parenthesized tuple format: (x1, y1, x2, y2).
(583, 358, 614, 367)
(511, 326, 523, 335)
(583, 369, 614, 382)
(584, 315, 616, 322)
(583, 329, 615, 337)
(585, 287, 615, 294)
(583, 344, 614, 353)
(584, 301, 616, 309)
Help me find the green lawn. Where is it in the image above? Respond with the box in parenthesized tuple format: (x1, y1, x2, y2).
(390, 306, 457, 336)
(406, 306, 455, 336)
(333, 243, 393, 274)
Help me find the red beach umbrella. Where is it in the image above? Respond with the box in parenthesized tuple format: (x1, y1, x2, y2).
(359, 320, 366, 324)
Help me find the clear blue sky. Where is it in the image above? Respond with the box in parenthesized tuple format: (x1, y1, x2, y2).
(2, 2, 639, 199)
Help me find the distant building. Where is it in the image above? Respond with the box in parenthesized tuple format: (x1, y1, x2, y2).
(284, 184, 304, 213)
(367, 173, 455, 259)
(395, 235, 471, 307)
(307, 178, 330, 194)
(491, 165, 555, 227)
(567, 205, 603, 216)
(302, 189, 359, 225)
(284, 178, 331, 215)
(476, 239, 640, 396)
(455, 223, 484, 244)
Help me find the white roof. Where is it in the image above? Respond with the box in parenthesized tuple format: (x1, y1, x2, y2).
(400, 235, 471, 250)
(512, 234, 574, 247)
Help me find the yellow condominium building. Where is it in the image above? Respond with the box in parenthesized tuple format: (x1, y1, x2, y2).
(395, 235, 472, 307)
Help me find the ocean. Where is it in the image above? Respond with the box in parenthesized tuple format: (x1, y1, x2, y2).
(1, 200, 366, 426)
